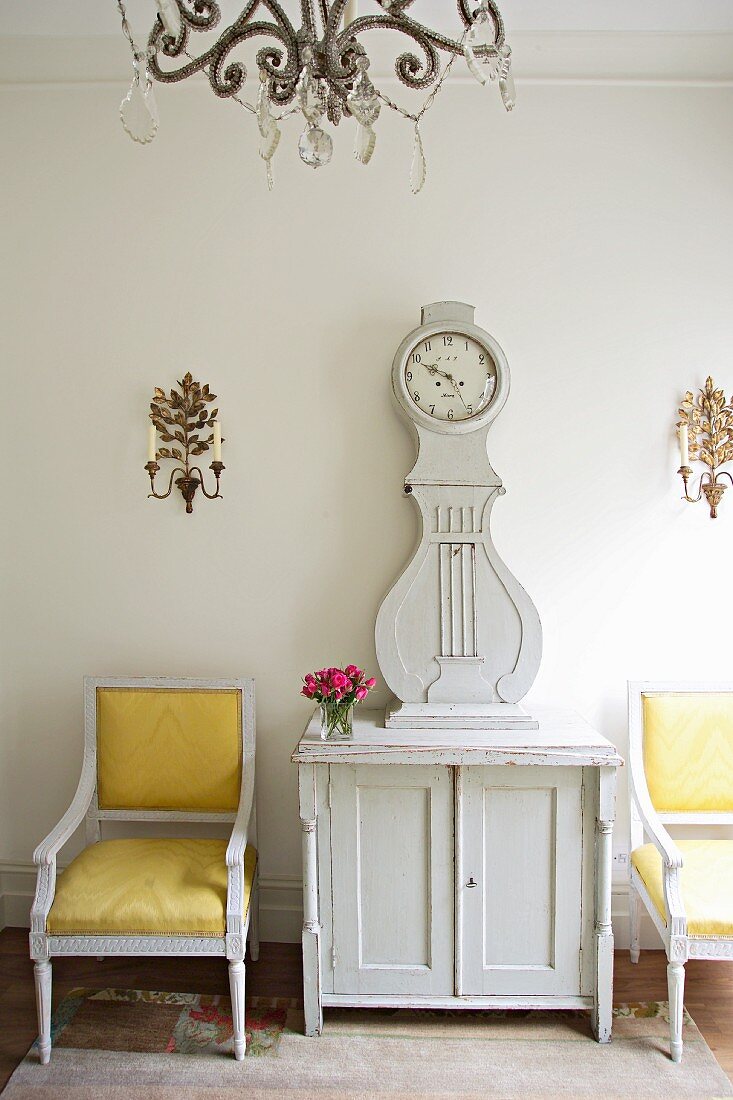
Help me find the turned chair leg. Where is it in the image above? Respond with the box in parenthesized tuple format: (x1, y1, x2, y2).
(667, 960, 685, 1063)
(229, 959, 246, 1061)
(629, 886, 641, 964)
(248, 871, 260, 963)
(34, 960, 52, 1065)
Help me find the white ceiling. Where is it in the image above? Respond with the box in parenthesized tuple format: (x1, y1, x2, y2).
(3, 0, 733, 37)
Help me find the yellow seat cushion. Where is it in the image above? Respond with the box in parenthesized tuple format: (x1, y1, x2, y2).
(96, 688, 242, 813)
(47, 839, 256, 937)
(643, 694, 733, 812)
(631, 839, 733, 937)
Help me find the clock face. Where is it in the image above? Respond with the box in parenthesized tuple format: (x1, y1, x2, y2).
(404, 332, 497, 422)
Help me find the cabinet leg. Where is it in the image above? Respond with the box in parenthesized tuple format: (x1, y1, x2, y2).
(302, 925, 323, 1036)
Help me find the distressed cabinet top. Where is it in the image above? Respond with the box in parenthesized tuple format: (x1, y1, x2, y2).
(291, 707, 622, 768)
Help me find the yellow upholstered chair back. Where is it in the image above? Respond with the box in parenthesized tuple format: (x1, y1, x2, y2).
(642, 692, 733, 813)
(94, 684, 243, 813)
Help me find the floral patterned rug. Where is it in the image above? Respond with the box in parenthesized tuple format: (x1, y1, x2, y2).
(48, 988, 292, 1057)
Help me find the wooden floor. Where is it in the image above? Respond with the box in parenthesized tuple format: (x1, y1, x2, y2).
(1, 929, 732, 1094)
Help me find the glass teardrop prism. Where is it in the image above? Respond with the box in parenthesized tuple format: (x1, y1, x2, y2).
(354, 123, 376, 165)
(297, 68, 326, 125)
(347, 69, 381, 127)
(465, 7, 500, 86)
(120, 79, 158, 144)
(298, 126, 333, 168)
(259, 124, 281, 161)
(410, 128, 426, 194)
(156, 0, 182, 38)
(499, 66, 516, 111)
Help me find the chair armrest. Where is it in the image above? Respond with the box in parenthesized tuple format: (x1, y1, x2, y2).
(630, 781, 687, 934)
(225, 762, 255, 939)
(30, 760, 95, 932)
(32, 762, 96, 866)
(634, 791, 683, 869)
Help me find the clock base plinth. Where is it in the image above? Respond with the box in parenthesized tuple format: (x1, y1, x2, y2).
(385, 699, 539, 731)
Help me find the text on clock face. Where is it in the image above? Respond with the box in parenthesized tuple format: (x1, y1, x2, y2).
(404, 333, 497, 422)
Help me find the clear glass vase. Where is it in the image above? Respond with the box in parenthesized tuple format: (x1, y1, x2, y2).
(320, 701, 354, 740)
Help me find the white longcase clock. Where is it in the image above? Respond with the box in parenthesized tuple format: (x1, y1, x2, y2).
(375, 302, 542, 730)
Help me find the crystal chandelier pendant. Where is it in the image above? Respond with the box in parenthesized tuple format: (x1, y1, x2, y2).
(155, 0, 181, 39)
(354, 124, 376, 165)
(499, 64, 516, 111)
(257, 76, 281, 189)
(465, 6, 501, 86)
(120, 65, 159, 144)
(348, 58, 380, 166)
(410, 126, 426, 194)
(299, 125, 333, 169)
(297, 49, 327, 125)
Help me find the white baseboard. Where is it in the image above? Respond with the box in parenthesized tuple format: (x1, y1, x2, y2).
(1, 861, 665, 950)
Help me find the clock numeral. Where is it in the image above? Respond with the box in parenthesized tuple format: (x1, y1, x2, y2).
(424, 341, 432, 352)
(447, 408, 454, 419)
(411, 352, 422, 364)
(467, 405, 473, 415)
(443, 335, 453, 347)
(465, 341, 469, 351)
(413, 391, 420, 402)
(479, 353, 485, 364)
(429, 404, 435, 415)
(406, 370, 412, 381)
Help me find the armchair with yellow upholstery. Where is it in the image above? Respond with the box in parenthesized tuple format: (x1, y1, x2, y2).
(628, 681, 733, 1063)
(30, 677, 258, 1063)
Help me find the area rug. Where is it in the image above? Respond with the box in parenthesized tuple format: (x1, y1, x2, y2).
(3, 989, 731, 1099)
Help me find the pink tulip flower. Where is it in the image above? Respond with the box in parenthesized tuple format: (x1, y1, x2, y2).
(355, 686, 368, 701)
(365, 677, 376, 689)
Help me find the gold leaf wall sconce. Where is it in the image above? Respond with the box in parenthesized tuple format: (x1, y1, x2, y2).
(145, 372, 224, 514)
(677, 377, 733, 519)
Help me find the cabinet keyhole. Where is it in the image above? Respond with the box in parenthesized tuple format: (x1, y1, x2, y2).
(466, 877, 477, 888)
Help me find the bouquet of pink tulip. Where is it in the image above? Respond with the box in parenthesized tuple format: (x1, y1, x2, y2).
(301, 665, 377, 740)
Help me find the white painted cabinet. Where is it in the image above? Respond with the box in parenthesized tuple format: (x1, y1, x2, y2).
(292, 707, 620, 1040)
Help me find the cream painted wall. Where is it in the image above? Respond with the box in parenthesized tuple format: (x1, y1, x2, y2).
(1, 64, 732, 935)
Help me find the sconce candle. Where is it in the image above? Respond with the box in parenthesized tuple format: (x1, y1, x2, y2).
(678, 424, 689, 467)
(145, 372, 225, 514)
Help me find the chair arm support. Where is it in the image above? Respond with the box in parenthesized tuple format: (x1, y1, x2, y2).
(630, 778, 683, 870)
(226, 762, 254, 871)
(32, 763, 95, 867)
(30, 759, 95, 932)
(225, 761, 255, 935)
(630, 785, 687, 934)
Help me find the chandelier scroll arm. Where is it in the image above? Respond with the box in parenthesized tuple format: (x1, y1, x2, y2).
(327, 12, 441, 92)
(149, 8, 301, 104)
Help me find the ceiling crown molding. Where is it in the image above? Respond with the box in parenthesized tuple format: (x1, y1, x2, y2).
(1, 32, 732, 87)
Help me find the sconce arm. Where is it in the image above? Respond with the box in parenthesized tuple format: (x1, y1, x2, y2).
(147, 465, 187, 499)
(190, 464, 224, 500)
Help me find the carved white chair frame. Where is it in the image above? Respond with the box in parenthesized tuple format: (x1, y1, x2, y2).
(628, 680, 733, 1063)
(29, 676, 259, 1063)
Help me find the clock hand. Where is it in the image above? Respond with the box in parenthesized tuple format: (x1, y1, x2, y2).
(449, 376, 469, 411)
(425, 363, 470, 411)
(424, 363, 452, 381)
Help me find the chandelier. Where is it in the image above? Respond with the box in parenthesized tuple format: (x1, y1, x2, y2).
(117, 0, 515, 192)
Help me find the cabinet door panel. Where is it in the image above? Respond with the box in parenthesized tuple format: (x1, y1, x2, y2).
(458, 766, 583, 996)
(331, 764, 454, 996)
